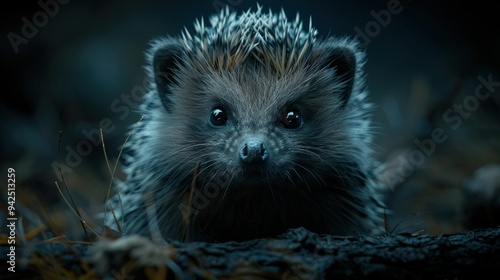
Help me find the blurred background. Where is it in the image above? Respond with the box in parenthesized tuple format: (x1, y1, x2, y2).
(1, 0, 499, 238)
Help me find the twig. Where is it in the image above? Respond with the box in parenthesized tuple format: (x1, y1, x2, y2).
(56, 131, 93, 242)
(54, 181, 100, 238)
(103, 116, 144, 235)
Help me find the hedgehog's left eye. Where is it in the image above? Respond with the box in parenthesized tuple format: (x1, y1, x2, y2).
(209, 106, 228, 126)
(281, 108, 302, 129)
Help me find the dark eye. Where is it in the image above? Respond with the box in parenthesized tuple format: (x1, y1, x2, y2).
(281, 108, 302, 129)
(209, 106, 228, 126)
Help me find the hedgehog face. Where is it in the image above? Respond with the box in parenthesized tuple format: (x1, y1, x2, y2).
(151, 53, 359, 192)
(146, 7, 366, 190)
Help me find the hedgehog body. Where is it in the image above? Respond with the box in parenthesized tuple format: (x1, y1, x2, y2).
(106, 6, 385, 242)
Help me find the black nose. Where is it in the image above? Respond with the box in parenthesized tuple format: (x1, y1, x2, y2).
(239, 139, 268, 164)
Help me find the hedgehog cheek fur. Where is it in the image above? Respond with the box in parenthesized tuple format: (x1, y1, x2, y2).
(152, 47, 356, 187)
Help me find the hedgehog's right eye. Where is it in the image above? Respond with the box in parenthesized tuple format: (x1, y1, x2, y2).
(281, 107, 302, 129)
(209, 106, 228, 126)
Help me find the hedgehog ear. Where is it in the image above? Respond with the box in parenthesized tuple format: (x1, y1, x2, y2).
(323, 45, 357, 108)
(151, 39, 183, 110)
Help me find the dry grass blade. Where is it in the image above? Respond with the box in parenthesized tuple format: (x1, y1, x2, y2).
(103, 116, 143, 235)
(107, 203, 123, 235)
(386, 210, 429, 236)
(54, 181, 100, 238)
(56, 131, 92, 242)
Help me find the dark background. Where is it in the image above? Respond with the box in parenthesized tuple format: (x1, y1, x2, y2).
(1, 0, 499, 237)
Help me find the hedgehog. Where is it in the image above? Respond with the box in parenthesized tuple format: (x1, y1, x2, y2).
(104, 5, 386, 243)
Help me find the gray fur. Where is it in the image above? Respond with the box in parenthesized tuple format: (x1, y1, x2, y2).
(105, 6, 386, 242)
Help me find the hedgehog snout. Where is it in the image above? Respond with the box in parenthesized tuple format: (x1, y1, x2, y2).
(239, 138, 269, 166)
